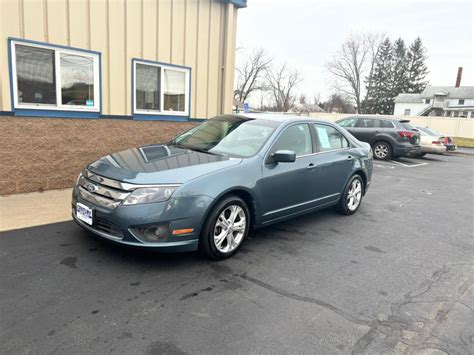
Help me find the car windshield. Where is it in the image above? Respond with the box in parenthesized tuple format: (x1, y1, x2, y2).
(400, 121, 417, 131)
(418, 126, 441, 136)
(172, 116, 279, 158)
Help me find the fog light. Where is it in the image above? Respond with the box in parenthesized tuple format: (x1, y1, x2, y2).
(131, 224, 169, 242)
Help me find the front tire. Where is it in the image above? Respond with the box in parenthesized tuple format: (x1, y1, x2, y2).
(337, 175, 364, 215)
(200, 195, 250, 260)
(373, 141, 392, 160)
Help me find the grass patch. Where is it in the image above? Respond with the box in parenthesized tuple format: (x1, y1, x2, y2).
(454, 137, 474, 148)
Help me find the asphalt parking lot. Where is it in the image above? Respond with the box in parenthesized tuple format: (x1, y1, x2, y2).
(1, 154, 473, 355)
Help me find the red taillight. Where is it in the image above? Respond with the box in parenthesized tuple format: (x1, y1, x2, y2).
(432, 141, 441, 145)
(398, 131, 415, 138)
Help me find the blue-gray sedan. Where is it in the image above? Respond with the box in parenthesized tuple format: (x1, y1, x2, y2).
(72, 114, 373, 259)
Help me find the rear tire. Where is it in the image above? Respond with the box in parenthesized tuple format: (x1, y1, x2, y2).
(373, 141, 392, 160)
(200, 195, 250, 260)
(337, 175, 364, 215)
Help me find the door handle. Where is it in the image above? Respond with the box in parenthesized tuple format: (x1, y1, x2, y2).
(306, 163, 317, 169)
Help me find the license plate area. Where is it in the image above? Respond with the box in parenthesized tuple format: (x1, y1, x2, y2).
(76, 202, 93, 225)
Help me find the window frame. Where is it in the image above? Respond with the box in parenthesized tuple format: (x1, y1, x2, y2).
(132, 59, 191, 118)
(10, 39, 101, 112)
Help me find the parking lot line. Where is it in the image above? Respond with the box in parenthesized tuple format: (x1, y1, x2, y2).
(389, 160, 428, 168)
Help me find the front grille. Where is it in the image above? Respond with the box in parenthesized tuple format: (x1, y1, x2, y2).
(76, 170, 130, 209)
(95, 218, 123, 239)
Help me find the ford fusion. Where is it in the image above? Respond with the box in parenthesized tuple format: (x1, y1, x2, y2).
(72, 114, 373, 259)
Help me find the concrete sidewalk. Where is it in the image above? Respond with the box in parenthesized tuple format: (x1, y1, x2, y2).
(0, 189, 72, 232)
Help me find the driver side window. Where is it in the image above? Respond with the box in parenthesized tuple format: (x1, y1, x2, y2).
(271, 124, 313, 157)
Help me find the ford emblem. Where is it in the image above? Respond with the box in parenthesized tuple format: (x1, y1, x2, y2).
(85, 183, 98, 193)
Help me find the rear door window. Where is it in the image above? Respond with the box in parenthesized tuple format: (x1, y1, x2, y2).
(313, 124, 349, 152)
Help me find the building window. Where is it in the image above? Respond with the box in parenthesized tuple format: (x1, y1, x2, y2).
(133, 60, 190, 117)
(425, 99, 431, 104)
(458, 99, 465, 105)
(404, 109, 411, 115)
(11, 40, 100, 112)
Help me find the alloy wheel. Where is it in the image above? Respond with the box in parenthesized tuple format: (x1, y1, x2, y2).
(374, 144, 388, 159)
(213, 205, 246, 254)
(346, 179, 362, 211)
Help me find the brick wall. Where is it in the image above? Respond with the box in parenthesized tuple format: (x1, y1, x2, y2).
(0, 117, 195, 195)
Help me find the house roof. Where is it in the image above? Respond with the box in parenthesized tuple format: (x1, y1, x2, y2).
(394, 93, 423, 103)
(420, 86, 474, 99)
(395, 86, 474, 103)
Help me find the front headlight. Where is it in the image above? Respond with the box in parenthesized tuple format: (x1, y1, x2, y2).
(123, 186, 178, 205)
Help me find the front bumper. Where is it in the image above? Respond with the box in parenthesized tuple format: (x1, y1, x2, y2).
(72, 187, 213, 252)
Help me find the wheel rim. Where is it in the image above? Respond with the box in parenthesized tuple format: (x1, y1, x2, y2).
(374, 144, 388, 159)
(213, 205, 246, 253)
(346, 179, 362, 211)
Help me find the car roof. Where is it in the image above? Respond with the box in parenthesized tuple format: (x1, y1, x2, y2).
(340, 115, 410, 122)
(218, 113, 334, 126)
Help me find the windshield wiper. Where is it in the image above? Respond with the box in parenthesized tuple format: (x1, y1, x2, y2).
(188, 147, 224, 156)
(171, 143, 224, 156)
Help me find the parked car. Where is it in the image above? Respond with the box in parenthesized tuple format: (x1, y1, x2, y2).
(416, 126, 457, 156)
(72, 114, 373, 259)
(336, 116, 421, 160)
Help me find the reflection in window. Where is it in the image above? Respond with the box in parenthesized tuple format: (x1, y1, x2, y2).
(271, 124, 312, 157)
(15, 45, 56, 105)
(136, 64, 160, 110)
(163, 69, 186, 112)
(60, 54, 94, 106)
(314, 124, 349, 152)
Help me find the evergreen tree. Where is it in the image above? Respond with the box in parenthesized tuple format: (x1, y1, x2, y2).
(391, 38, 409, 102)
(406, 37, 429, 93)
(364, 38, 393, 114)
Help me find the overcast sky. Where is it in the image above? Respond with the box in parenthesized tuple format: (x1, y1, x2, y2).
(236, 0, 473, 104)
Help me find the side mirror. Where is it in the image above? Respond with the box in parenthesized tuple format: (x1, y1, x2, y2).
(271, 150, 296, 163)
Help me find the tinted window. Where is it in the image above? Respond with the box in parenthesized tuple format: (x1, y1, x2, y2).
(400, 121, 416, 130)
(271, 124, 312, 157)
(338, 117, 359, 128)
(381, 120, 395, 128)
(16, 44, 56, 105)
(314, 124, 349, 152)
(357, 118, 381, 128)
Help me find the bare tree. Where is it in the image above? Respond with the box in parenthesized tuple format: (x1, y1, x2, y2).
(234, 48, 272, 104)
(265, 63, 302, 112)
(326, 34, 382, 113)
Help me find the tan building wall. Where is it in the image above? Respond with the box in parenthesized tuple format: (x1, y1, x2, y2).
(0, 0, 240, 118)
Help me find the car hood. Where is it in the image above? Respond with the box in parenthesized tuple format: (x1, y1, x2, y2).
(87, 144, 241, 184)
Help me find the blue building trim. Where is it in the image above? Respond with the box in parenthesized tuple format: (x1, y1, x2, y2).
(7, 37, 102, 119)
(222, 0, 247, 8)
(8, 37, 101, 56)
(131, 58, 192, 122)
(14, 109, 100, 119)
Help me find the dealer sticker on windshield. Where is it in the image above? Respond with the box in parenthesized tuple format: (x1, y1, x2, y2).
(76, 203, 93, 225)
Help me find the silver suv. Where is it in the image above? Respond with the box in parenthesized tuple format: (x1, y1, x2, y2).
(336, 116, 421, 160)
